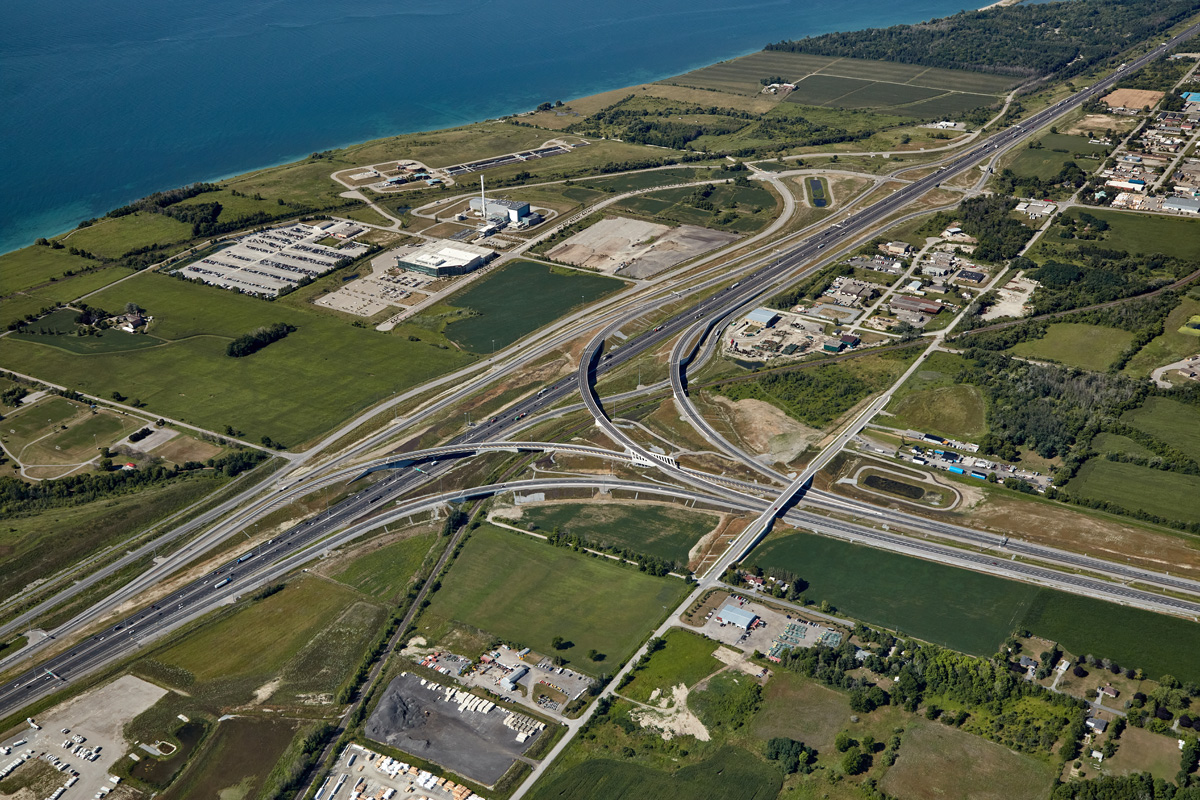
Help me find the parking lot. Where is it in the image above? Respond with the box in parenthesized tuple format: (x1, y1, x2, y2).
(0, 675, 165, 800)
(462, 645, 593, 718)
(317, 743, 483, 800)
(314, 250, 437, 317)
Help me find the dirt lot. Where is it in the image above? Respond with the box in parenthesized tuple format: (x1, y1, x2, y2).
(1101, 88, 1165, 110)
(709, 396, 821, 465)
(547, 217, 737, 278)
(365, 673, 543, 786)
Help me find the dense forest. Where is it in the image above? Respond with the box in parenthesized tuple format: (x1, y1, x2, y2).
(766, 0, 1200, 78)
(924, 195, 1035, 262)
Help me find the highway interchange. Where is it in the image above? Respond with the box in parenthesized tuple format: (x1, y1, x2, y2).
(2, 25, 1200, 792)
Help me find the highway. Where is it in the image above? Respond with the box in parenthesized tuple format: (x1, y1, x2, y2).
(2, 21, 1198, 752)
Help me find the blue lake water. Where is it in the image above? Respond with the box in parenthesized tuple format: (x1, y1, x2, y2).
(1, 0, 983, 255)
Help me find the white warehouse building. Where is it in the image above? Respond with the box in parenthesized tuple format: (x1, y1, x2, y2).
(469, 196, 530, 223)
(395, 240, 496, 277)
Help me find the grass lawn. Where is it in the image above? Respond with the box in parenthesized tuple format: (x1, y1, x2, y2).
(154, 577, 363, 686)
(21, 409, 141, 465)
(437, 261, 624, 353)
(422, 525, 688, 674)
(1097, 725, 1184, 781)
(1009, 323, 1134, 372)
(11, 308, 163, 354)
(529, 747, 780, 800)
(1006, 134, 1108, 180)
(750, 531, 1037, 656)
(880, 720, 1055, 800)
(514, 502, 719, 565)
(1124, 297, 1200, 377)
(1038, 208, 1200, 261)
(1121, 396, 1200, 462)
(1067, 458, 1200, 525)
(1, 396, 91, 452)
(621, 628, 721, 704)
(330, 532, 436, 601)
(0, 272, 475, 447)
(159, 717, 299, 800)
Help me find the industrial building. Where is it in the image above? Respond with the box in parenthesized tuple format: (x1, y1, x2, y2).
(745, 307, 780, 327)
(469, 196, 530, 223)
(1164, 197, 1200, 214)
(395, 241, 496, 278)
(715, 604, 758, 630)
(501, 666, 528, 693)
(889, 295, 944, 315)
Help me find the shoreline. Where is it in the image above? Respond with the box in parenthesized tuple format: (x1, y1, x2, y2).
(2, 1, 999, 259)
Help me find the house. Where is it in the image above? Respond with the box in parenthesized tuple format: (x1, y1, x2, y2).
(1085, 717, 1109, 733)
(1019, 655, 1037, 669)
(1099, 685, 1120, 699)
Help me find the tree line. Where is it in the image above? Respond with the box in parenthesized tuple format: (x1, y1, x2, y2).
(226, 322, 296, 357)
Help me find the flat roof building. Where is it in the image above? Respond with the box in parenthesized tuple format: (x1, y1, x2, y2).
(716, 604, 758, 630)
(890, 295, 944, 315)
(469, 196, 530, 223)
(745, 307, 780, 327)
(396, 241, 496, 278)
(1164, 197, 1200, 214)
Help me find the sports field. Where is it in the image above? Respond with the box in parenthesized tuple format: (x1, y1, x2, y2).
(439, 261, 623, 353)
(0, 273, 475, 446)
(514, 502, 719, 565)
(422, 525, 687, 673)
(750, 530, 1200, 682)
(530, 747, 780, 800)
(1066, 458, 1200, 525)
(1121, 397, 1200, 461)
(663, 50, 1013, 118)
(1009, 323, 1134, 372)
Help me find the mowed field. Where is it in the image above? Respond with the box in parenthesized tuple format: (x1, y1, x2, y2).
(0, 273, 475, 446)
(1009, 323, 1135, 372)
(422, 525, 688, 673)
(1066, 458, 1200, 525)
(1006, 133, 1109, 179)
(663, 50, 1014, 118)
(439, 261, 624, 352)
(880, 721, 1056, 800)
(514, 502, 719, 565)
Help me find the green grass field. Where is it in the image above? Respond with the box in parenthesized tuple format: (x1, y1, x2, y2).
(1009, 323, 1134, 372)
(1090, 432, 1155, 458)
(275, 600, 385, 702)
(1037, 208, 1200, 261)
(880, 721, 1056, 800)
(0, 273, 475, 446)
(330, 532, 436, 600)
(57, 212, 194, 259)
(438, 261, 624, 353)
(884, 384, 987, 440)
(2, 396, 89, 452)
(1122, 397, 1200, 462)
(12, 308, 164, 354)
(155, 577, 363, 687)
(159, 717, 299, 800)
(1007, 134, 1109, 180)
(1066, 458, 1200, 525)
(751, 529, 1200, 681)
(529, 747, 780, 800)
(0, 245, 105, 296)
(1124, 297, 1200, 377)
(0, 477, 224, 615)
(22, 410, 140, 465)
(750, 531, 1035, 655)
(621, 629, 721, 703)
(612, 182, 778, 233)
(514, 502, 719, 565)
(579, 168, 708, 193)
(422, 525, 687, 673)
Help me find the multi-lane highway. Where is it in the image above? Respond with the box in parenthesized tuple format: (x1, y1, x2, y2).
(3, 23, 1198, 730)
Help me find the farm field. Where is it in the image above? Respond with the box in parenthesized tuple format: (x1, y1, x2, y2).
(329, 531, 436, 601)
(1066, 458, 1200, 525)
(1124, 296, 1200, 377)
(1121, 396, 1200, 461)
(148, 577, 374, 705)
(612, 182, 779, 234)
(0, 477, 223, 602)
(437, 261, 624, 353)
(512, 501, 719, 565)
(1034, 208, 1200, 261)
(529, 747, 780, 800)
(0, 273, 475, 447)
(1008, 323, 1134, 372)
(880, 721, 1056, 800)
(158, 717, 300, 800)
(749, 531, 1035, 655)
(1005, 133, 1109, 179)
(421, 525, 687, 674)
(662, 50, 1014, 113)
(1090, 432, 1155, 458)
(620, 628, 721, 704)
